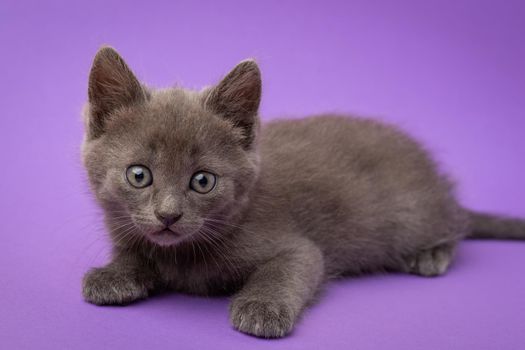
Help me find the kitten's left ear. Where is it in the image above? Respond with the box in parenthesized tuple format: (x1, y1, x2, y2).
(205, 60, 262, 148)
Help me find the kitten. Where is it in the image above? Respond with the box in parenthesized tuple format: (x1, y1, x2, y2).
(81, 47, 525, 338)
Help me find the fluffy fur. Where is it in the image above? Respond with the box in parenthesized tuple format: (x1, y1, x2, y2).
(81, 47, 525, 338)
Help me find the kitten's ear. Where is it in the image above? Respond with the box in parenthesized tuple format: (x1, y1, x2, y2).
(205, 60, 261, 148)
(86, 46, 145, 138)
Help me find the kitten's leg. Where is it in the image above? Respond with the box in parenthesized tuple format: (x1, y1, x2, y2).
(230, 238, 324, 338)
(82, 252, 159, 305)
(404, 242, 457, 277)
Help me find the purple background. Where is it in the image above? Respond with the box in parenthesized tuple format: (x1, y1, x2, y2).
(1, 0, 524, 349)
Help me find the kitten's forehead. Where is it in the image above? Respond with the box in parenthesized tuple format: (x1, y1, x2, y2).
(133, 89, 209, 145)
(124, 88, 238, 161)
(147, 88, 205, 125)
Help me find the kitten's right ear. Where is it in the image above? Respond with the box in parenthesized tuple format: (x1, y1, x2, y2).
(86, 47, 145, 139)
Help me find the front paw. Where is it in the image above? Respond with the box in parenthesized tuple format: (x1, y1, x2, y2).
(229, 298, 295, 338)
(82, 267, 149, 305)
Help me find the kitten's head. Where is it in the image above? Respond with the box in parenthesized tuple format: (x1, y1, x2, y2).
(82, 47, 261, 247)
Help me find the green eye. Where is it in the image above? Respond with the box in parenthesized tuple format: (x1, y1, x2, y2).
(126, 165, 153, 188)
(190, 171, 216, 194)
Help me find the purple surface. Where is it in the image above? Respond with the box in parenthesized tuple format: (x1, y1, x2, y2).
(1, 0, 524, 349)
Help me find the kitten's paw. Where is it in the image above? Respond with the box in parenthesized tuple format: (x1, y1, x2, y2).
(405, 243, 455, 277)
(229, 298, 295, 338)
(82, 267, 149, 305)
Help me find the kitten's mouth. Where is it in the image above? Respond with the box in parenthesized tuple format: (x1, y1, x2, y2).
(155, 228, 180, 236)
(148, 227, 185, 247)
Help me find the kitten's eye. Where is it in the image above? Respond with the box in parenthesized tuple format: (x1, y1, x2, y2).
(190, 171, 216, 194)
(126, 165, 153, 188)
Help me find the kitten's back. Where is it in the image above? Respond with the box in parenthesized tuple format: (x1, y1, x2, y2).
(254, 115, 467, 275)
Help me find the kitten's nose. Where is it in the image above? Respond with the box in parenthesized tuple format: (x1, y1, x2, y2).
(154, 211, 182, 227)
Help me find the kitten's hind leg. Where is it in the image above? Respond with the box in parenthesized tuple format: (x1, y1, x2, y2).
(403, 242, 457, 277)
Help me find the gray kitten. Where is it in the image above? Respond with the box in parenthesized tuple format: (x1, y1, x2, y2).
(81, 47, 525, 338)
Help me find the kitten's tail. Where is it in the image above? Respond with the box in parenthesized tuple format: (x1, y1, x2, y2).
(467, 211, 525, 240)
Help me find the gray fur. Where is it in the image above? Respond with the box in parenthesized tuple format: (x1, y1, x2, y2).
(468, 211, 525, 240)
(81, 47, 525, 338)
